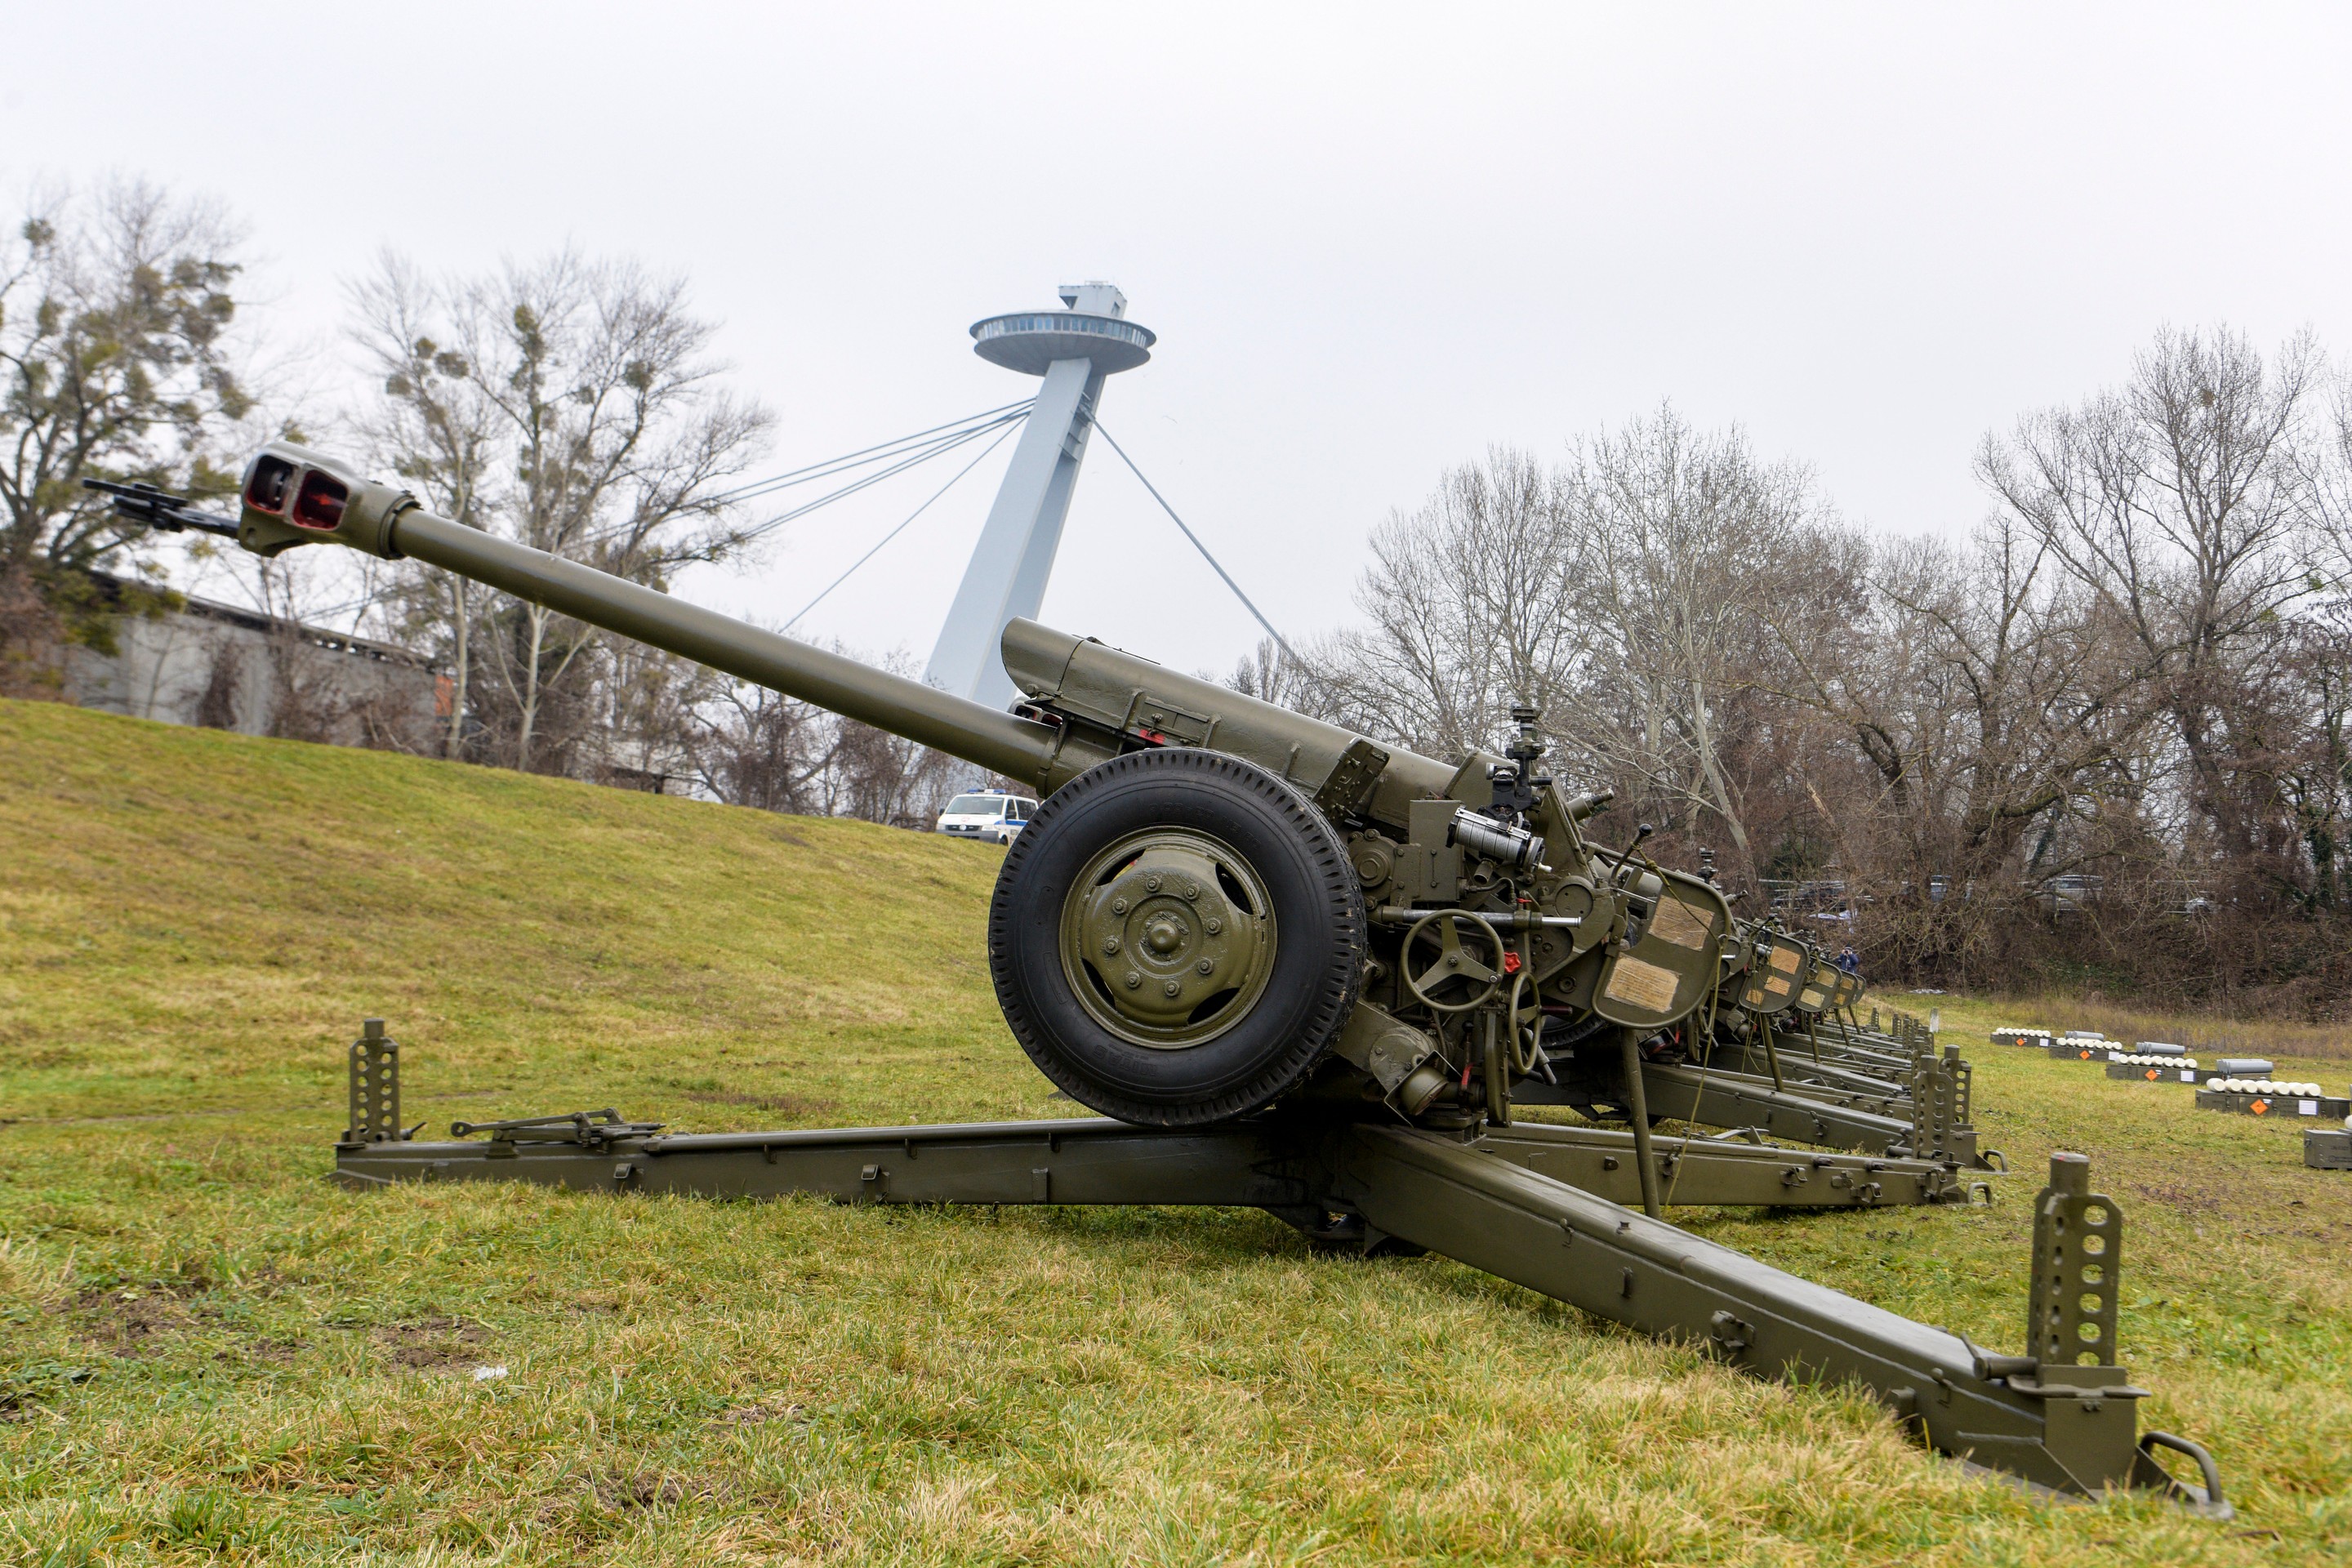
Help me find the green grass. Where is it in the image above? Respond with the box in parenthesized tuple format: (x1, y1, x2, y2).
(2, 697, 2350, 1566)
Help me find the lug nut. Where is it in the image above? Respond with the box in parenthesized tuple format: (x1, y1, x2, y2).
(1111, 898, 1129, 915)
(1125, 971, 1143, 989)
(1205, 917, 1223, 935)
(1102, 937, 1121, 955)
(1183, 882, 1199, 900)
(1144, 874, 1162, 893)
(1196, 958, 1215, 974)
(1163, 979, 1183, 997)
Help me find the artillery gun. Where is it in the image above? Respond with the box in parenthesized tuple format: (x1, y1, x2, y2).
(1517, 915, 1989, 1169)
(233, 444, 1737, 1145)
(143, 443, 2227, 1510)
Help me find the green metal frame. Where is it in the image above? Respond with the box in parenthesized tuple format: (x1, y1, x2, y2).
(1515, 1062, 1953, 1160)
(334, 1024, 2224, 1512)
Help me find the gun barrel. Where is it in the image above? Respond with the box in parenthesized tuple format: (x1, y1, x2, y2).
(999, 617, 1465, 816)
(389, 507, 1062, 783)
(231, 439, 1459, 811)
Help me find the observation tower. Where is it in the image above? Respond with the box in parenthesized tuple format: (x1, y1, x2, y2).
(923, 282, 1155, 711)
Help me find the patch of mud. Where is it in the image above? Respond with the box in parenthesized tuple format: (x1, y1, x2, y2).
(2129, 1180, 2225, 1214)
(0, 1363, 92, 1419)
(599, 1473, 690, 1508)
(29, 1108, 256, 1125)
(373, 1316, 491, 1371)
(244, 1261, 299, 1296)
(71, 1280, 212, 1355)
(680, 1092, 839, 1118)
(533, 1472, 702, 1527)
(715, 1400, 804, 1426)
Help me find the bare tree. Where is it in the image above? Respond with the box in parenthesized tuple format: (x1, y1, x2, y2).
(1308, 338, 2351, 1009)
(2281, 372, 2352, 914)
(693, 685, 843, 813)
(831, 719, 958, 828)
(1766, 519, 2157, 973)
(688, 644, 963, 828)
(1224, 634, 1363, 727)
(0, 181, 259, 684)
(1332, 415, 1839, 882)
(1327, 448, 1578, 760)
(1552, 408, 1839, 877)
(590, 639, 724, 791)
(1977, 327, 2320, 880)
(348, 254, 500, 759)
(348, 250, 773, 773)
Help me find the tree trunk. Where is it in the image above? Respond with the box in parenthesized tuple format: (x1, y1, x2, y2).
(445, 577, 470, 760)
(1684, 673, 1754, 872)
(518, 603, 546, 773)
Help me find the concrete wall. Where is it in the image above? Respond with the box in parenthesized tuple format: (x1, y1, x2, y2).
(63, 583, 442, 751)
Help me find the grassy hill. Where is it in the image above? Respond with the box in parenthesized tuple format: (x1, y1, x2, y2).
(2, 697, 2348, 1566)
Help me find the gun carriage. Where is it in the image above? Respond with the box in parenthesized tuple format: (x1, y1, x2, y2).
(94, 446, 2230, 1512)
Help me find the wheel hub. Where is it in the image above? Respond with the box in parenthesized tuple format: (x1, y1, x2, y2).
(1062, 831, 1275, 1047)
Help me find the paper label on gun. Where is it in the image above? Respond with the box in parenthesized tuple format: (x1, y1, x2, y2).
(1769, 947, 1801, 973)
(1647, 897, 1712, 951)
(1603, 956, 1681, 1013)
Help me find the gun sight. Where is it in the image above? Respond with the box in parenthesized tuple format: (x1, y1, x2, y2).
(79, 478, 241, 539)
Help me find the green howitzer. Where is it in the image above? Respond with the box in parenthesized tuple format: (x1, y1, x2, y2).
(210, 444, 2224, 1511)
(233, 442, 1732, 1142)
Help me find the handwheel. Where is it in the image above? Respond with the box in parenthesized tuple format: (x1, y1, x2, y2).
(1506, 969, 1545, 1075)
(987, 748, 1365, 1125)
(1401, 911, 1507, 1013)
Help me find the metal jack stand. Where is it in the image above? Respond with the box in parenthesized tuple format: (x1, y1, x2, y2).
(332, 1022, 2227, 1512)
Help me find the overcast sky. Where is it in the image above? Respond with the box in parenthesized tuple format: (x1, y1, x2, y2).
(10, 3, 2350, 674)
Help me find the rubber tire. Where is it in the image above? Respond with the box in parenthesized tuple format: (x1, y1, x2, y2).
(988, 748, 1365, 1126)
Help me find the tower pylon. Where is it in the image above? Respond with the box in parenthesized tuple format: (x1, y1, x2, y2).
(923, 283, 1155, 712)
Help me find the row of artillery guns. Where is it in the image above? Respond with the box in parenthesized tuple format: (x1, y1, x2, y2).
(118, 443, 2225, 1511)
(1513, 906, 1993, 1214)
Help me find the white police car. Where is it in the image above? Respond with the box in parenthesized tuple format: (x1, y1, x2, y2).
(934, 789, 1038, 844)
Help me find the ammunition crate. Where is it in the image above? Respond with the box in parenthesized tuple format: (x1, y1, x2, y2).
(2196, 1088, 2351, 1120)
(2048, 1042, 2112, 1061)
(2105, 1062, 2203, 1085)
(2305, 1128, 2352, 1170)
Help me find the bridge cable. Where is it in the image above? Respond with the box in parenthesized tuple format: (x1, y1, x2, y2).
(782, 413, 1027, 632)
(1088, 421, 1303, 669)
(568, 406, 1027, 555)
(737, 410, 1027, 548)
(706, 399, 1034, 507)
